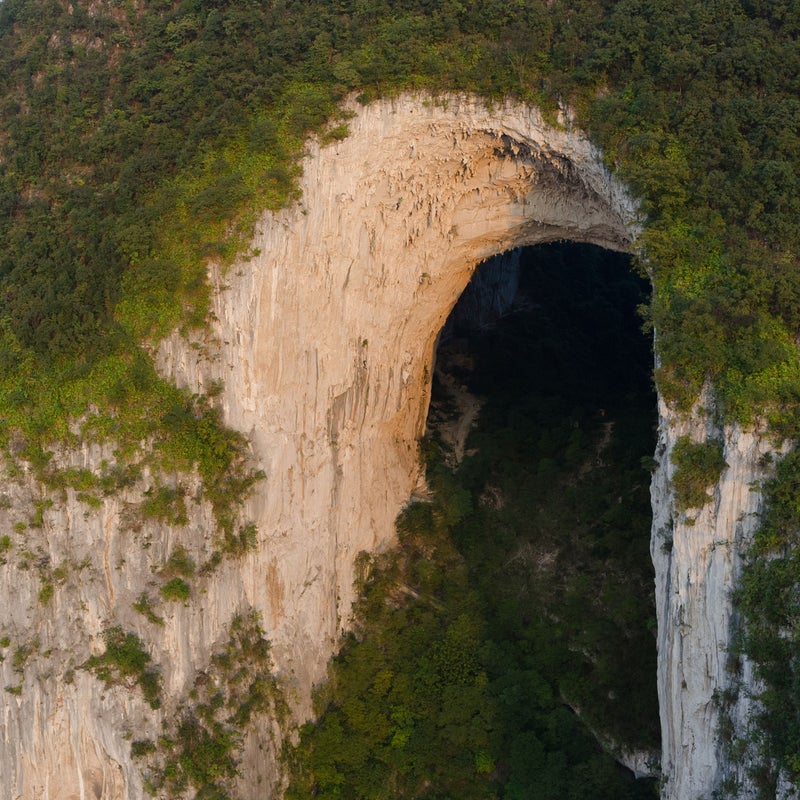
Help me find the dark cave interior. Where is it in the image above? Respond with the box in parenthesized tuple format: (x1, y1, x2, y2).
(428, 241, 661, 787)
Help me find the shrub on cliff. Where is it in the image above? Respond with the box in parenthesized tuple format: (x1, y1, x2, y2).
(736, 449, 800, 793)
(84, 627, 162, 709)
(670, 436, 727, 511)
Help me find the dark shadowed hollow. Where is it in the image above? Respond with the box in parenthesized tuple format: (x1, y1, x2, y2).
(286, 242, 660, 799)
(428, 241, 660, 792)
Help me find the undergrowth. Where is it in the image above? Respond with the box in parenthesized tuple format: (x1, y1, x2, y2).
(0, 0, 798, 518)
(0, 1, 798, 784)
(735, 448, 800, 794)
(84, 626, 162, 709)
(670, 436, 727, 512)
(134, 611, 286, 799)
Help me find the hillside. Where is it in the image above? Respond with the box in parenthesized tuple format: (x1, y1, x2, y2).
(0, 2, 799, 798)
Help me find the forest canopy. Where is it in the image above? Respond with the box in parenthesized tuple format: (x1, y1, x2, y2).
(0, 0, 798, 436)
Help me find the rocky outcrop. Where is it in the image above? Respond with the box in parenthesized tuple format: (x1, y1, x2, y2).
(651, 395, 784, 799)
(0, 446, 284, 800)
(441, 247, 521, 336)
(0, 92, 775, 800)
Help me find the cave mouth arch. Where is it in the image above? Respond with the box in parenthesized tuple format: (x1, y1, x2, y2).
(279, 241, 662, 797)
(164, 93, 650, 730)
(425, 242, 660, 788)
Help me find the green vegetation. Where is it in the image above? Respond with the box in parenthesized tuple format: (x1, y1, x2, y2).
(158, 545, 195, 602)
(0, 0, 795, 446)
(141, 485, 188, 526)
(287, 244, 658, 798)
(38, 580, 54, 605)
(12, 640, 36, 674)
(131, 740, 157, 759)
(584, 4, 800, 424)
(133, 594, 165, 626)
(30, 499, 52, 529)
(286, 495, 502, 800)
(84, 627, 161, 709)
(670, 437, 728, 512)
(219, 521, 258, 559)
(161, 545, 196, 579)
(733, 449, 800, 795)
(160, 578, 191, 603)
(0, 0, 798, 788)
(137, 612, 285, 799)
(450, 246, 660, 754)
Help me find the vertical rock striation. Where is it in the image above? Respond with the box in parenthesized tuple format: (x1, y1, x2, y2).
(0, 448, 282, 800)
(1, 93, 776, 799)
(651, 395, 784, 799)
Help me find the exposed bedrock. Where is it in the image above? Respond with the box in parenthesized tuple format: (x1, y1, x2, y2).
(0, 93, 773, 799)
(651, 397, 783, 800)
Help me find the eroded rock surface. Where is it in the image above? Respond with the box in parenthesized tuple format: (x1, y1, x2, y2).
(2, 94, 769, 800)
(651, 394, 785, 799)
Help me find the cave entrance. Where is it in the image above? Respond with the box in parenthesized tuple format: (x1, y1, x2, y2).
(271, 103, 662, 800)
(426, 241, 660, 794)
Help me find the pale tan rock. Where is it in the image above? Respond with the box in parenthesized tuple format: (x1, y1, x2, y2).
(651, 393, 788, 800)
(2, 93, 777, 800)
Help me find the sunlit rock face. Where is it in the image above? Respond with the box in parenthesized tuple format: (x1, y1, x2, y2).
(3, 93, 769, 799)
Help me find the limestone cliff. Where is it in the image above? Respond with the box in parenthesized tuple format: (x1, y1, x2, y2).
(0, 93, 773, 799)
(651, 395, 787, 799)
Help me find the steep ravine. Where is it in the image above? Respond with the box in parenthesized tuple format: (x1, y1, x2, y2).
(0, 94, 779, 799)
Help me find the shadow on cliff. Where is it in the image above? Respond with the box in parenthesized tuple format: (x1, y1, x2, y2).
(285, 242, 660, 799)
